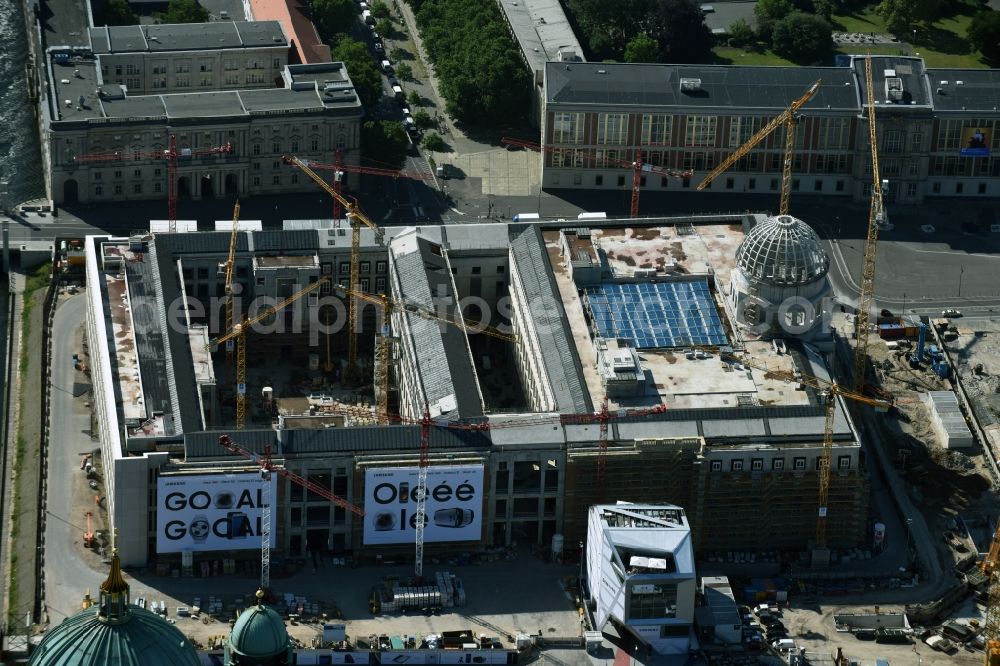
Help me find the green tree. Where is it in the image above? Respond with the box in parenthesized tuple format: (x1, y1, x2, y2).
(407, 90, 423, 106)
(753, 0, 794, 38)
(396, 62, 413, 81)
(312, 0, 357, 39)
(565, 0, 653, 59)
(372, 1, 392, 18)
(813, 0, 836, 23)
(413, 109, 434, 129)
(650, 0, 713, 62)
(157, 0, 210, 23)
(771, 12, 833, 63)
(726, 18, 755, 48)
(421, 132, 446, 152)
(624, 33, 659, 62)
(331, 36, 383, 111)
(376, 17, 394, 37)
(101, 0, 139, 25)
(362, 120, 409, 167)
(876, 0, 915, 33)
(390, 47, 408, 61)
(969, 10, 1000, 63)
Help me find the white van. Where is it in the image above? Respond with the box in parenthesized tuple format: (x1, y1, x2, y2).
(380, 59, 392, 73)
(362, 9, 373, 24)
(513, 212, 540, 221)
(577, 211, 607, 220)
(772, 638, 796, 653)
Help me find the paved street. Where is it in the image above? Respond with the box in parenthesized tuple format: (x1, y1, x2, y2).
(43, 292, 103, 623)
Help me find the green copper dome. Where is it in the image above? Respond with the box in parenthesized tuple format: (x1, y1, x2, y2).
(226, 591, 291, 664)
(30, 547, 199, 666)
(29, 605, 201, 666)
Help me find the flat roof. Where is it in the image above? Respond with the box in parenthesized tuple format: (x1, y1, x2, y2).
(87, 21, 287, 53)
(545, 62, 859, 111)
(496, 0, 584, 76)
(850, 55, 931, 108)
(701, 1, 757, 34)
(250, 0, 331, 63)
(925, 68, 1000, 112)
(40, 0, 91, 48)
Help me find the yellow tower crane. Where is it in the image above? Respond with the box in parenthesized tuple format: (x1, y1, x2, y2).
(719, 350, 890, 560)
(697, 80, 820, 215)
(853, 53, 886, 393)
(982, 520, 1000, 665)
(222, 201, 240, 412)
(209, 277, 329, 428)
(282, 155, 385, 383)
(334, 285, 517, 422)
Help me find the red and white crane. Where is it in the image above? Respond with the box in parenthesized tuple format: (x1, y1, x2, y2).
(500, 137, 692, 218)
(218, 434, 365, 592)
(71, 134, 232, 228)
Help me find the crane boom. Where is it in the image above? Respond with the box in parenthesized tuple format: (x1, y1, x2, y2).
(211, 278, 328, 347)
(697, 80, 820, 215)
(983, 521, 1000, 666)
(224, 202, 240, 360)
(853, 54, 884, 394)
(284, 154, 384, 380)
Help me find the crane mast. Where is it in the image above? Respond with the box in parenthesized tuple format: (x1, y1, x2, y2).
(982, 520, 1000, 665)
(853, 53, 884, 393)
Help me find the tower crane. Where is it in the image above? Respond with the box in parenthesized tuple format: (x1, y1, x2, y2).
(696, 80, 821, 216)
(299, 152, 433, 221)
(208, 278, 329, 429)
(500, 137, 692, 217)
(853, 54, 886, 394)
(717, 350, 889, 556)
(218, 434, 365, 593)
(981, 519, 1000, 665)
(221, 202, 240, 366)
(283, 155, 385, 382)
(71, 135, 233, 228)
(332, 284, 517, 423)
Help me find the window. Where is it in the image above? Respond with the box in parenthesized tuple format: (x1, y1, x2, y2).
(253, 162, 261, 171)
(252, 175, 261, 186)
(641, 113, 671, 145)
(291, 140, 299, 152)
(154, 182, 161, 193)
(273, 58, 281, 69)
(836, 179, 845, 192)
(272, 175, 280, 185)
(932, 182, 941, 193)
(726, 177, 734, 190)
(322, 263, 332, 275)
(910, 131, 923, 151)
(793, 457, 806, 470)
(339, 262, 350, 274)
(956, 182, 964, 194)
(360, 261, 371, 273)
(133, 168, 141, 178)
(772, 458, 784, 471)
(114, 184, 123, 195)
(770, 178, 779, 190)
(817, 117, 850, 150)
(838, 456, 851, 469)
(937, 120, 962, 151)
(176, 63, 190, 73)
(95, 185, 103, 196)
(496, 265, 506, 274)
(685, 115, 717, 147)
(595, 175, 603, 186)
(597, 113, 628, 145)
(730, 459, 744, 472)
(360, 278, 369, 291)
(729, 116, 760, 147)
(133, 183, 142, 193)
(573, 173, 582, 185)
(792, 178, 800, 191)
(272, 142, 281, 153)
(710, 460, 722, 472)
(337, 134, 346, 149)
(247, 73, 264, 85)
(375, 277, 386, 292)
(814, 179, 823, 192)
(906, 182, 918, 198)
(471, 266, 481, 274)
(291, 173, 298, 185)
(252, 143, 261, 155)
(376, 260, 387, 273)
(748, 178, 756, 190)
(552, 112, 584, 143)
(311, 139, 319, 151)
(225, 74, 240, 86)
(94, 172, 103, 181)
(980, 182, 987, 194)
(272, 160, 281, 170)
(883, 130, 904, 153)
(751, 458, 763, 471)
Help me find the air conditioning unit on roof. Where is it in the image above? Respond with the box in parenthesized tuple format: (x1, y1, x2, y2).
(680, 78, 702, 91)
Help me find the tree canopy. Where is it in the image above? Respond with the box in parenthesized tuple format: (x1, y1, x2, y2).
(413, 0, 530, 126)
(969, 9, 1000, 63)
(101, 0, 139, 25)
(771, 12, 833, 63)
(331, 36, 383, 112)
(564, 0, 712, 62)
(311, 0, 357, 39)
(362, 121, 409, 167)
(157, 0, 210, 23)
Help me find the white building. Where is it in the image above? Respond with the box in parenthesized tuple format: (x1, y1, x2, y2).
(922, 390, 974, 449)
(584, 504, 696, 656)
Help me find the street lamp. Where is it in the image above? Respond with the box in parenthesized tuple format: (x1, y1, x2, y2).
(905, 517, 914, 563)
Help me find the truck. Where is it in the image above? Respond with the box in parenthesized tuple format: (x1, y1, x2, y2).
(924, 634, 953, 652)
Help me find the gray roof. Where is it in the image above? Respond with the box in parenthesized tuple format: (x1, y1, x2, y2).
(390, 232, 484, 421)
(508, 224, 592, 414)
(851, 55, 931, 108)
(495, 0, 584, 77)
(925, 68, 1000, 112)
(701, 1, 758, 34)
(184, 426, 491, 458)
(240, 87, 328, 113)
(163, 91, 247, 119)
(88, 21, 286, 54)
(545, 62, 859, 111)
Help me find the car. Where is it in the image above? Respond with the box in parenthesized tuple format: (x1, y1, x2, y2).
(942, 308, 962, 318)
(373, 42, 384, 55)
(380, 60, 392, 73)
(401, 107, 411, 117)
(387, 76, 399, 87)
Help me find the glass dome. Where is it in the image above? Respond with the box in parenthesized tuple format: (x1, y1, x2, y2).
(735, 214, 829, 287)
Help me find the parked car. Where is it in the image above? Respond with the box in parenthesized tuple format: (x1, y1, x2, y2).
(373, 41, 384, 55)
(380, 59, 392, 73)
(387, 76, 399, 88)
(942, 308, 962, 318)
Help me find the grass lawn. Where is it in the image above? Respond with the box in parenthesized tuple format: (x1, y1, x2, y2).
(713, 3, 989, 68)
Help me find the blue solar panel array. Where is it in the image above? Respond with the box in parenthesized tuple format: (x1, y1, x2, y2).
(585, 280, 728, 348)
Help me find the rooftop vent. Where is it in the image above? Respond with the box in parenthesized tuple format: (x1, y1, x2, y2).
(679, 77, 702, 91)
(885, 76, 903, 101)
(597, 69, 607, 74)
(883, 68, 896, 77)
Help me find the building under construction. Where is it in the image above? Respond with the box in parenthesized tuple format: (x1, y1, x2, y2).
(83, 213, 869, 567)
